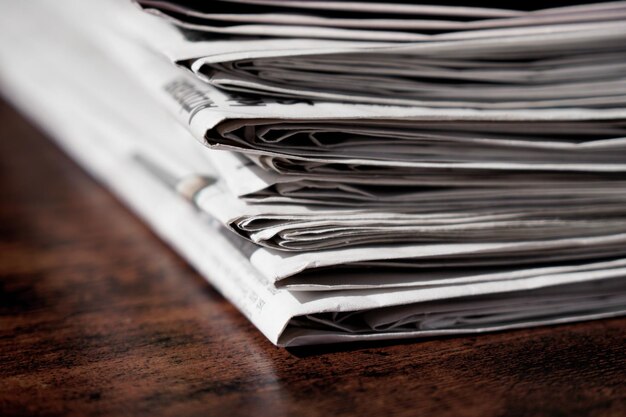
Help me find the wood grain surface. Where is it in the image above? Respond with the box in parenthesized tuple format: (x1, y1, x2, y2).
(1, 100, 625, 417)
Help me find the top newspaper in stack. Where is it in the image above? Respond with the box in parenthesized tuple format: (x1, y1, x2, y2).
(138, 1, 626, 108)
(137, 0, 626, 42)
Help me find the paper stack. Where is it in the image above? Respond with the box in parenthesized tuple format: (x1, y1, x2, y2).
(1, 0, 625, 346)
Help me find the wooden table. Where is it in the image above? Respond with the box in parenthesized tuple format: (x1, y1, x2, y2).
(1, 100, 625, 417)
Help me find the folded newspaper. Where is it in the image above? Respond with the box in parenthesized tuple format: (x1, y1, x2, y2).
(137, 1, 626, 108)
(1, 0, 625, 346)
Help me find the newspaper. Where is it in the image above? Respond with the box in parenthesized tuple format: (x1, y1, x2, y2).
(136, 0, 626, 43)
(211, 151, 626, 207)
(131, 1, 626, 109)
(1, 0, 625, 347)
(184, 160, 626, 252)
(188, 21, 626, 109)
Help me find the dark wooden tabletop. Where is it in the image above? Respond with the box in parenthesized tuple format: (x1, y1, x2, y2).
(1, 99, 625, 417)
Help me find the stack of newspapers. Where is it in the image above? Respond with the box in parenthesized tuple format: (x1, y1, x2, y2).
(1, 0, 626, 346)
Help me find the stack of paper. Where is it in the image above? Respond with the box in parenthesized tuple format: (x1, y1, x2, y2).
(1, 0, 625, 346)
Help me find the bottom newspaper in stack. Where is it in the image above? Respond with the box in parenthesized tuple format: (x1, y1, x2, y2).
(1, 0, 625, 346)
